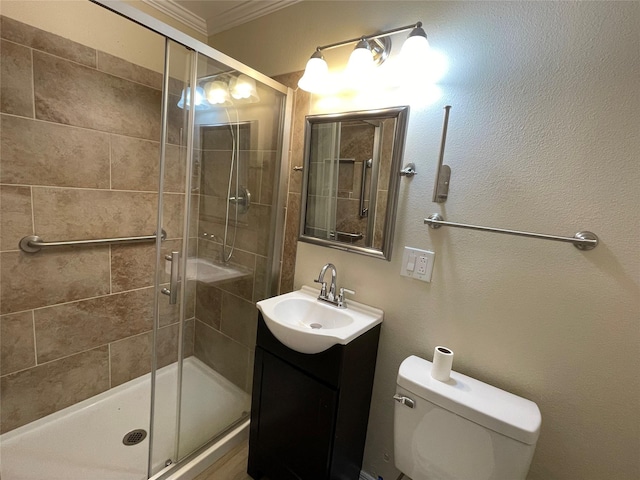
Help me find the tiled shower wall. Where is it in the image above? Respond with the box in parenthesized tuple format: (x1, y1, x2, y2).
(192, 119, 280, 393)
(271, 71, 310, 293)
(0, 17, 195, 434)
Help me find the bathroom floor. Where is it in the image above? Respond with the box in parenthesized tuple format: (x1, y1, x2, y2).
(194, 442, 251, 480)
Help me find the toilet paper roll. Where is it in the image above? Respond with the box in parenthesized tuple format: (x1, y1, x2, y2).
(431, 346, 454, 382)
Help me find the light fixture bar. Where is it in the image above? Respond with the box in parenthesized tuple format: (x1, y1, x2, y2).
(316, 22, 422, 52)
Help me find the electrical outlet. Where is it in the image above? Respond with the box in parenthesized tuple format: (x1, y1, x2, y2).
(400, 247, 435, 282)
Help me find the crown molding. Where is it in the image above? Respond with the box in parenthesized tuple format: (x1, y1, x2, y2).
(140, 0, 207, 37)
(208, 0, 300, 36)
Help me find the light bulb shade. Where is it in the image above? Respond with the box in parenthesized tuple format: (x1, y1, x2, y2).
(230, 74, 259, 102)
(346, 39, 375, 73)
(204, 80, 231, 105)
(345, 39, 375, 87)
(177, 86, 207, 110)
(400, 26, 430, 62)
(298, 52, 329, 93)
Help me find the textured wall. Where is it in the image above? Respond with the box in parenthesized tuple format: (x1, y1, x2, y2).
(212, 2, 640, 479)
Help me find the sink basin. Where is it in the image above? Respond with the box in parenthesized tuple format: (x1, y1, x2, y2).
(256, 286, 383, 354)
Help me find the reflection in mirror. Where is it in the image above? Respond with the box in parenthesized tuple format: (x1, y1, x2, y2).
(300, 106, 409, 260)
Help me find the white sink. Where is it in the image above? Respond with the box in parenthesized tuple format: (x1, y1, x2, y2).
(256, 286, 384, 354)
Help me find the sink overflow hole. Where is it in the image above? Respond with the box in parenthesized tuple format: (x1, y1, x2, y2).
(123, 429, 147, 446)
(310, 323, 323, 329)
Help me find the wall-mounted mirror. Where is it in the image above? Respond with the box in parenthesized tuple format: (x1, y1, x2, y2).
(299, 106, 409, 260)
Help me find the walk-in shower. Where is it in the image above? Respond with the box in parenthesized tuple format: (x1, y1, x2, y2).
(0, 1, 291, 478)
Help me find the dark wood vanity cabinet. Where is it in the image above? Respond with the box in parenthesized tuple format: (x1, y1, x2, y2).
(248, 313, 381, 480)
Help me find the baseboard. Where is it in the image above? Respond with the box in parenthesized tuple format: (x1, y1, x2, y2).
(360, 471, 377, 480)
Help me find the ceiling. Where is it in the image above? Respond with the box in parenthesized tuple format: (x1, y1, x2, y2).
(143, 0, 300, 37)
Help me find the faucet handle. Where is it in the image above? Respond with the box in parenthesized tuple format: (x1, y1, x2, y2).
(314, 278, 327, 297)
(337, 287, 355, 308)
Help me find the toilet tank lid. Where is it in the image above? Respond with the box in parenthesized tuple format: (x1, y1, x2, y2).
(397, 355, 541, 445)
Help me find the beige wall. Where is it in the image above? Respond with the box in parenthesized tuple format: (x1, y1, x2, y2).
(212, 2, 640, 480)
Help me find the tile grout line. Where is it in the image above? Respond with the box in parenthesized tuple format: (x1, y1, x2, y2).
(4, 284, 157, 318)
(109, 245, 113, 295)
(30, 46, 36, 119)
(109, 134, 112, 190)
(31, 310, 38, 366)
(108, 343, 112, 388)
(29, 185, 35, 234)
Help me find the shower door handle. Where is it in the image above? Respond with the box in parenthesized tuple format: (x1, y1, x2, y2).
(161, 251, 180, 305)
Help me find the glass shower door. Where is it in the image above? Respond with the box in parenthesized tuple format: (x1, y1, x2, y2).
(160, 51, 288, 466)
(147, 38, 198, 476)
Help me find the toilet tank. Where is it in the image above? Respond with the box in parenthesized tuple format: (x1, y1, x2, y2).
(394, 356, 541, 480)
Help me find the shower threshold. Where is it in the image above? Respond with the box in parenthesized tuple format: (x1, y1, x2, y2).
(0, 357, 250, 480)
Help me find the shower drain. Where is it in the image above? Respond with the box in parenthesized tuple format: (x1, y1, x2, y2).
(122, 429, 147, 446)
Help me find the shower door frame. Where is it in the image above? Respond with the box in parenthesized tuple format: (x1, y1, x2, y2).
(92, 1, 292, 478)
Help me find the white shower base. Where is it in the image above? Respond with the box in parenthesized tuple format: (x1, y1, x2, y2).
(0, 357, 250, 480)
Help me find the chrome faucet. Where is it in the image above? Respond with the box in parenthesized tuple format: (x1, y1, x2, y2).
(314, 263, 355, 308)
(315, 263, 337, 300)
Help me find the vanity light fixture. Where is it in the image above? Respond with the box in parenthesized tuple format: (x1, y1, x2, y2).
(298, 21, 429, 93)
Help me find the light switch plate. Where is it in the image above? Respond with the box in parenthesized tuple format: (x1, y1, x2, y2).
(400, 247, 435, 282)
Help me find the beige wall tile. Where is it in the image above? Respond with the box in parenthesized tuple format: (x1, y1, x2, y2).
(183, 318, 195, 358)
(220, 293, 258, 348)
(32, 187, 157, 240)
(0, 16, 96, 67)
(216, 248, 255, 302)
(195, 282, 222, 329)
(0, 39, 34, 117)
(111, 242, 156, 293)
(200, 150, 233, 198)
(0, 185, 32, 252)
(198, 204, 272, 257)
(33, 51, 161, 140)
(162, 193, 198, 240)
(280, 192, 300, 293)
(165, 144, 187, 194)
(0, 346, 109, 433)
(110, 239, 180, 293)
(110, 138, 186, 194)
(0, 311, 35, 376)
(109, 321, 193, 387)
(0, 247, 110, 315)
(259, 151, 277, 205)
(97, 51, 163, 90)
(110, 135, 159, 192)
(34, 288, 154, 363)
(194, 320, 249, 391)
(109, 330, 151, 387)
(253, 254, 270, 303)
(0, 115, 110, 188)
(158, 279, 196, 327)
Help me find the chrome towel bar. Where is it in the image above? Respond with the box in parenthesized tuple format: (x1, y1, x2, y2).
(19, 229, 167, 253)
(424, 214, 598, 250)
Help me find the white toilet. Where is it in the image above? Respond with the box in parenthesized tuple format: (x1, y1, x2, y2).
(394, 355, 541, 480)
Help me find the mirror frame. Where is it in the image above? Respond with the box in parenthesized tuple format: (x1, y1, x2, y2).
(299, 106, 409, 260)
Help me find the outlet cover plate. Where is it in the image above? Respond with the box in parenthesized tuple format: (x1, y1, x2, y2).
(400, 247, 435, 282)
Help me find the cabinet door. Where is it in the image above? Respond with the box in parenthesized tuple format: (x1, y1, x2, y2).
(257, 350, 338, 480)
